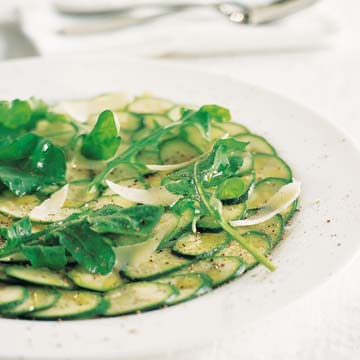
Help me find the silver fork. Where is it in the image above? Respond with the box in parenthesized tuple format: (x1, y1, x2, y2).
(57, 0, 319, 36)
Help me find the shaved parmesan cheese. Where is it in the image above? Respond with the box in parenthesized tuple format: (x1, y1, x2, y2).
(52, 92, 129, 123)
(105, 180, 181, 206)
(230, 181, 301, 227)
(30, 184, 69, 222)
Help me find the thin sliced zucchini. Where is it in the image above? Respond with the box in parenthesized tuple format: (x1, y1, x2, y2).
(0, 191, 41, 219)
(221, 173, 255, 205)
(253, 153, 292, 182)
(176, 256, 245, 287)
(238, 153, 254, 176)
(29, 290, 107, 319)
(0, 264, 18, 283)
(66, 164, 94, 182)
(158, 209, 193, 249)
(5, 266, 75, 289)
(68, 266, 124, 292)
(236, 134, 276, 154)
(136, 149, 161, 165)
(280, 199, 298, 224)
(214, 122, 248, 135)
(123, 248, 190, 280)
(246, 177, 290, 210)
(143, 114, 171, 129)
(103, 281, 176, 316)
(181, 124, 209, 152)
(145, 171, 171, 187)
(173, 232, 229, 259)
(0, 284, 28, 309)
(160, 138, 200, 164)
(167, 104, 197, 121)
(34, 120, 76, 147)
(157, 273, 212, 305)
(2, 287, 60, 316)
(87, 195, 134, 210)
(114, 212, 179, 269)
(197, 202, 246, 230)
(0, 252, 28, 263)
(132, 127, 152, 141)
(219, 231, 272, 269)
(114, 111, 142, 131)
(235, 214, 284, 246)
(127, 97, 174, 114)
(64, 180, 99, 208)
(107, 163, 143, 182)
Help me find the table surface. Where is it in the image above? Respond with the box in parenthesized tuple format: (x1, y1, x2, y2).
(0, 1, 359, 359)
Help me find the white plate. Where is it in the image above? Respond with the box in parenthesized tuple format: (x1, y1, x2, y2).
(0, 55, 359, 360)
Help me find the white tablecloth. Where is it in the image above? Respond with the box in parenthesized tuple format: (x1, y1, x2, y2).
(0, 0, 359, 359)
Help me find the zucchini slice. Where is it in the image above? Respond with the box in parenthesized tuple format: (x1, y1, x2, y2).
(280, 199, 298, 224)
(114, 212, 179, 269)
(123, 248, 191, 280)
(181, 124, 209, 151)
(2, 287, 60, 316)
(0, 252, 28, 263)
(253, 153, 292, 182)
(143, 114, 171, 129)
(64, 180, 100, 208)
(68, 266, 124, 292)
(87, 195, 134, 211)
(214, 122, 248, 136)
(238, 153, 254, 176)
(160, 138, 200, 164)
(5, 266, 75, 289)
(0, 264, 18, 283)
(29, 290, 107, 319)
(236, 134, 276, 154)
(235, 214, 284, 246)
(173, 232, 229, 259)
(113, 111, 142, 131)
(176, 256, 246, 287)
(0, 192, 41, 219)
(0, 284, 28, 310)
(219, 231, 272, 269)
(246, 177, 290, 210)
(157, 273, 212, 305)
(103, 281, 176, 316)
(127, 97, 174, 114)
(197, 202, 246, 230)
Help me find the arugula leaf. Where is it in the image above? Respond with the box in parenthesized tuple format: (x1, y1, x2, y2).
(0, 217, 32, 253)
(22, 244, 67, 270)
(0, 133, 39, 161)
(88, 205, 164, 237)
(0, 99, 32, 130)
(90, 105, 229, 189)
(81, 110, 121, 160)
(0, 166, 43, 197)
(57, 222, 115, 274)
(30, 138, 66, 183)
(0, 98, 48, 133)
(216, 177, 244, 200)
(200, 105, 231, 122)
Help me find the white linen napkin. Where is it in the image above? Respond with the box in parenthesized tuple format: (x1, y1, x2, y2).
(17, 0, 337, 58)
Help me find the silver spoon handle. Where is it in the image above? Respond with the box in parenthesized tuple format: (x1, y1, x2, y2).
(245, 0, 319, 25)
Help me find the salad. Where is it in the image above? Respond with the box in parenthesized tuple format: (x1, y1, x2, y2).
(0, 93, 300, 319)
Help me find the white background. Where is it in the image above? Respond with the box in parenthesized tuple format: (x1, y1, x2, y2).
(0, 0, 359, 359)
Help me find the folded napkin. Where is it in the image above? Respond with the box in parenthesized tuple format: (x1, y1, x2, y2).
(18, 0, 337, 58)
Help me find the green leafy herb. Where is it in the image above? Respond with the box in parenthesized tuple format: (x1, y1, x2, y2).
(163, 138, 276, 271)
(216, 177, 245, 200)
(90, 105, 229, 189)
(22, 244, 67, 270)
(81, 110, 121, 160)
(0, 204, 163, 274)
(56, 222, 114, 275)
(0, 133, 39, 161)
(0, 217, 32, 253)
